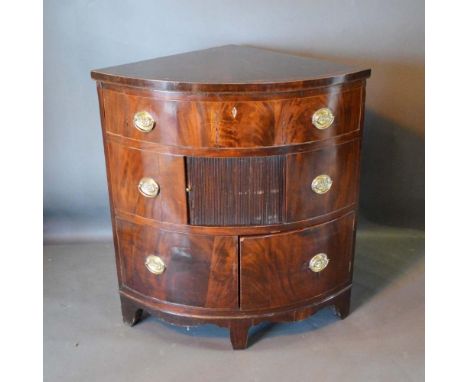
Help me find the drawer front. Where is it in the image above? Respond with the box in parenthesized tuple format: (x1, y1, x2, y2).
(281, 84, 363, 144)
(116, 219, 238, 309)
(101, 83, 363, 148)
(240, 212, 355, 310)
(102, 89, 282, 147)
(285, 139, 360, 221)
(102, 89, 217, 147)
(107, 141, 187, 223)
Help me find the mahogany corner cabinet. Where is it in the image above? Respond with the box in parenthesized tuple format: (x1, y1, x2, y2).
(91, 45, 371, 349)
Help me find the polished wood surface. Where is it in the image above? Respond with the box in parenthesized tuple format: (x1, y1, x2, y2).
(286, 139, 360, 221)
(101, 80, 363, 148)
(120, 286, 352, 350)
(92, 45, 371, 349)
(240, 212, 355, 310)
(107, 141, 187, 224)
(116, 219, 238, 309)
(91, 45, 370, 92)
(186, 155, 285, 226)
(282, 83, 364, 144)
(107, 137, 360, 227)
(106, 127, 361, 158)
(114, 204, 357, 236)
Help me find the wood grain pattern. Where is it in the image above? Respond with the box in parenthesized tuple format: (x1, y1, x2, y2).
(107, 141, 187, 224)
(105, 126, 362, 158)
(115, 204, 357, 236)
(102, 89, 216, 147)
(91, 45, 370, 92)
(281, 85, 363, 143)
(186, 156, 285, 226)
(92, 45, 371, 349)
(286, 139, 360, 222)
(119, 284, 352, 349)
(116, 219, 238, 309)
(101, 82, 363, 148)
(240, 212, 355, 310)
(119, 281, 351, 319)
(96, 84, 124, 287)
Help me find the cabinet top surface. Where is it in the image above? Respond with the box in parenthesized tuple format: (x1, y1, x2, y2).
(91, 45, 370, 92)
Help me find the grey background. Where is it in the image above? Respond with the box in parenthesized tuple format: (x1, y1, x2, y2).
(44, 0, 424, 242)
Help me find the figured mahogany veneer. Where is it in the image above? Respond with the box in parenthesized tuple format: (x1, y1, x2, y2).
(91, 45, 371, 349)
(107, 140, 359, 226)
(107, 142, 187, 223)
(240, 212, 355, 310)
(286, 139, 361, 221)
(101, 81, 363, 148)
(116, 219, 238, 309)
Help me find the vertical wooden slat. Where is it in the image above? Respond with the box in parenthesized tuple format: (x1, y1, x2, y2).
(187, 156, 285, 226)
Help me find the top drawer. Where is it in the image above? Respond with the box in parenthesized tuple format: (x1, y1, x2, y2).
(100, 82, 364, 148)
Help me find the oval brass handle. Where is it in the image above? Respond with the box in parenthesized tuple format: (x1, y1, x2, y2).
(145, 255, 166, 275)
(312, 108, 334, 130)
(311, 174, 333, 194)
(309, 253, 329, 273)
(133, 111, 155, 132)
(138, 177, 160, 198)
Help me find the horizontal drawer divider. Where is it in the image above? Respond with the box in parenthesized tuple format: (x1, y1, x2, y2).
(114, 204, 357, 236)
(106, 129, 361, 157)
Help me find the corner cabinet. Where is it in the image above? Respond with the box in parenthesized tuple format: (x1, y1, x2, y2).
(91, 45, 371, 349)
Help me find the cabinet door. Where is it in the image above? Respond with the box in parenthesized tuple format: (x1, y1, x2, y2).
(117, 219, 238, 309)
(285, 139, 360, 222)
(240, 212, 355, 310)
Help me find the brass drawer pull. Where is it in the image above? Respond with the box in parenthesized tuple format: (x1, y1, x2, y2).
(145, 255, 166, 275)
(309, 253, 329, 273)
(133, 111, 155, 132)
(312, 108, 334, 130)
(311, 174, 333, 194)
(138, 177, 160, 198)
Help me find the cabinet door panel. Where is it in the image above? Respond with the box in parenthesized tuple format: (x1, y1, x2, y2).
(240, 212, 355, 310)
(117, 220, 238, 309)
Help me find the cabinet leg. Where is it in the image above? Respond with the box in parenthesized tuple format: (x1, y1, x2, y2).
(120, 296, 146, 326)
(333, 289, 351, 319)
(229, 321, 251, 350)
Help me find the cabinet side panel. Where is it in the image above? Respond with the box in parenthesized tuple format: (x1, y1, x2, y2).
(96, 82, 123, 286)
